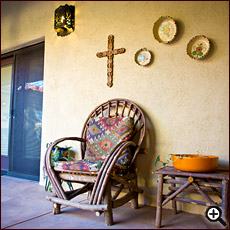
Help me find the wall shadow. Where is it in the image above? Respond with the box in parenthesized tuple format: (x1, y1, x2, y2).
(202, 38, 216, 61)
(170, 18, 185, 45)
(148, 50, 154, 66)
(217, 159, 229, 171)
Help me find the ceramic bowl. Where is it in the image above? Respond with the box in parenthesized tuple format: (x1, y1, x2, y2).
(172, 154, 218, 172)
(135, 48, 152, 66)
(187, 35, 210, 59)
(153, 16, 177, 43)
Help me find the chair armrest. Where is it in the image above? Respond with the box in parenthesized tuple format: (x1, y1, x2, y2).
(44, 137, 86, 200)
(45, 137, 86, 171)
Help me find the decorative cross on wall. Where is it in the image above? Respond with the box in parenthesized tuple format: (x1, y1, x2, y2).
(96, 35, 126, 87)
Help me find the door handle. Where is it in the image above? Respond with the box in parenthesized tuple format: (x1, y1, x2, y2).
(6, 116, 15, 119)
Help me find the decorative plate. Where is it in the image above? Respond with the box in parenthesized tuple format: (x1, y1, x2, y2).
(135, 48, 152, 66)
(153, 16, 177, 43)
(187, 35, 210, 60)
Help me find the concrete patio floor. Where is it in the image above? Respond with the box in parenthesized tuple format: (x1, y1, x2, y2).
(1, 175, 226, 229)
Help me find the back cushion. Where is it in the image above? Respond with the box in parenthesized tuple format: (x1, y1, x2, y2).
(85, 116, 134, 161)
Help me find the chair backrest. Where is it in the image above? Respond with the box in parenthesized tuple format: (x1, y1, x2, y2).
(80, 98, 146, 168)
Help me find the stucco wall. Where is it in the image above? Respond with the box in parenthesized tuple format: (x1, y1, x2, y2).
(1, 1, 229, 215)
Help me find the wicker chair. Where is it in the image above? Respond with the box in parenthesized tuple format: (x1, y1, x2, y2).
(44, 98, 146, 225)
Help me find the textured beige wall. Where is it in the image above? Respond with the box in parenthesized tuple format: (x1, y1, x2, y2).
(2, 1, 229, 215)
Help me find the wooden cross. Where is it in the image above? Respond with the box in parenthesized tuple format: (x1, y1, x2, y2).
(96, 35, 126, 87)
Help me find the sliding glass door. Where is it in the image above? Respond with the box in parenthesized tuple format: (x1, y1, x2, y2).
(1, 43, 44, 180)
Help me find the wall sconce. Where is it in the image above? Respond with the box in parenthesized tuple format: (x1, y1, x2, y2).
(54, 4, 75, 37)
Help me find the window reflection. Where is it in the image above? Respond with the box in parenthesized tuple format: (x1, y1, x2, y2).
(25, 80, 43, 92)
(23, 80, 43, 160)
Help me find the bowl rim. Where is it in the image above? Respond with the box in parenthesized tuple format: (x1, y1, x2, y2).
(171, 154, 218, 159)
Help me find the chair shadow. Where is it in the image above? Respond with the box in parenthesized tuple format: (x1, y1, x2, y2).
(136, 108, 158, 203)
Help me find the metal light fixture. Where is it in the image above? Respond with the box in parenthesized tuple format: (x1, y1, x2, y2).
(54, 4, 75, 37)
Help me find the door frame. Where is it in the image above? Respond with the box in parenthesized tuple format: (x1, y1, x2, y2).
(1, 42, 44, 181)
(1, 56, 15, 175)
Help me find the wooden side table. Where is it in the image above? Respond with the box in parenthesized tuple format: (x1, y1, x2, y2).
(154, 166, 229, 228)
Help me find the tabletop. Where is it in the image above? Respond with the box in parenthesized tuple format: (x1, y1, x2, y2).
(154, 166, 229, 180)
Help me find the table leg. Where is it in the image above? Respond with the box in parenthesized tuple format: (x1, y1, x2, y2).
(155, 174, 164, 228)
(170, 176, 177, 215)
(222, 180, 229, 228)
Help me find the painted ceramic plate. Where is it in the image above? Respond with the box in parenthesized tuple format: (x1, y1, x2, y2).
(153, 16, 177, 43)
(135, 48, 151, 66)
(187, 35, 210, 60)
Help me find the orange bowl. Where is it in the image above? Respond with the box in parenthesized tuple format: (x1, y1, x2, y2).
(172, 154, 218, 172)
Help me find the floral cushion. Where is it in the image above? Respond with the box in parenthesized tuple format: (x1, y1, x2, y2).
(85, 116, 134, 161)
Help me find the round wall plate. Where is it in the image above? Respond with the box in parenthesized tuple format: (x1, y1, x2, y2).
(153, 16, 177, 43)
(187, 35, 210, 60)
(135, 48, 152, 66)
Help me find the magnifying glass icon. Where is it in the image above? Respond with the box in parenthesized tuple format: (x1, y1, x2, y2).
(205, 206, 227, 227)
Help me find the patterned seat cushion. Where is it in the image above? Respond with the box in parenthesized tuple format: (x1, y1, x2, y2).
(54, 157, 131, 173)
(54, 159, 104, 172)
(54, 117, 134, 172)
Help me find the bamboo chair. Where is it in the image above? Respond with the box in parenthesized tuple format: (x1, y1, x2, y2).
(44, 98, 146, 225)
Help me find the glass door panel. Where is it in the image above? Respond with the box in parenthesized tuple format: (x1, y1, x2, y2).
(9, 44, 44, 180)
(1, 64, 13, 171)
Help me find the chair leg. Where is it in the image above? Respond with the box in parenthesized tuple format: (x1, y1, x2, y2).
(53, 203, 61, 214)
(131, 177, 138, 209)
(131, 193, 138, 209)
(103, 181, 113, 226)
